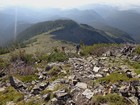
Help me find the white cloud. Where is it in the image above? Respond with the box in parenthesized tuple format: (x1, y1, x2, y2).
(0, 0, 140, 9)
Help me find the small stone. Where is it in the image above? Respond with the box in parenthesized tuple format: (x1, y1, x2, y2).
(0, 87, 5, 92)
(82, 89, 94, 99)
(76, 82, 87, 89)
(42, 72, 48, 76)
(93, 66, 100, 73)
(39, 75, 44, 80)
(51, 98, 58, 103)
(31, 85, 40, 95)
(95, 74, 103, 78)
(43, 93, 51, 101)
(6, 101, 16, 105)
(103, 69, 109, 72)
(39, 82, 49, 90)
(31, 81, 36, 85)
(45, 65, 52, 71)
(129, 96, 138, 105)
(54, 90, 69, 98)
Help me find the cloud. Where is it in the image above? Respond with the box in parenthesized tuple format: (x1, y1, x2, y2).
(0, 0, 140, 9)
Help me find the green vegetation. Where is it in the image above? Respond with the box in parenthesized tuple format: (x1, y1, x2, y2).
(128, 61, 140, 69)
(15, 75, 38, 83)
(24, 100, 41, 105)
(93, 93, 130, 105)
(17, 99, 42, 105)
(47, 65, 70, 82)
(96, 72, 129, 83)
(0, 58, 9, 70)
(47, 52, 68, 62)
(10, 50, 36, 64)
(135, 45, 140, 54)
(80, 44, 120, 56)
(38, 53, 49, 62)
(0, 87, 24, 105)
(0, 47, 10, 55)
(134, 69, 140, 75)
(47, 66, 61, 76)
(126, 60, 140, 74)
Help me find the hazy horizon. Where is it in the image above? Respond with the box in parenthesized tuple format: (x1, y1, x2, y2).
(0, 0, 140, 10)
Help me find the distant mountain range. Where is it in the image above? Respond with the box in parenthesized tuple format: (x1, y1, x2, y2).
(17, 20, 134, 45)
(0, 5, 140, 46)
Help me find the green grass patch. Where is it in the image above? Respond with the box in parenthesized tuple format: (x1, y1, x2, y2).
(0, 47, 10, 55)
(93, 93, 130, 105)
(47, 65, 70, 82)
(134, 69, 140, 75)
(126, 60, 140, 74)
(127, 60, 140, 69)
(80, 44, 120, 56)
(47, 52, 68, 62)
(0, 86, 24, 105)
(96, 72, 129, 84)
(0, 58, 9, 70)
(135, 45, 140, 54)
(10, 50, 36, 64)
(15, 75, 38, 83)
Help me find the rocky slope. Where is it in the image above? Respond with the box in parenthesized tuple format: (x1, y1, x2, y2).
(0, 44, 140, 105)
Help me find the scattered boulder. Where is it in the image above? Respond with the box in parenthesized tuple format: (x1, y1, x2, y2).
(31, 85, 40, 95)
(82, 89, 94, 99)
(9, 76, 26, 90)
(95, 74, 103, 78)
(51, 98, 58, 104)
(43, 93, 51, 101)
(45, 65, 52, 71)
(6, 101, 16, 105)
(54, 89, 71, 100)
(0, 72, 6, 78)
(0, 87, 5, 92)
(126, 70, 133, 78)
(93, 66, 100, 73)
(76, 82, 87, 89)
(39, 82, 49, 90)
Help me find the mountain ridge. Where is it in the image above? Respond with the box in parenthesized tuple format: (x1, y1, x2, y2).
(17, 19, 135, 45)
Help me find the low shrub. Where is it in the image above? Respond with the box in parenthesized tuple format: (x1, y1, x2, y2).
(96, 72, 129, 84)
(0, 47, 10, 55)
(128, 61, 140, 69)
(47, 52, 68, 62)
(0, 58, 9, 70)
(15, 75, 38, 83)
(10, 50, 36, 64)
(93, 93, 129, 105)
(80, 44, 120, 56)
(38, 53, 49, 61)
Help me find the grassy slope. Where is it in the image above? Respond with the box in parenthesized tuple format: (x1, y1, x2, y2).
(22, 33, 75, 54)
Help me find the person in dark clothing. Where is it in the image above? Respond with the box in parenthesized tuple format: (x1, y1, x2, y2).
(62, 46, 65, 53)
(76, 44, 80, 54)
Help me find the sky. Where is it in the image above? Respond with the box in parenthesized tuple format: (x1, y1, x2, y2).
(0, 0, 140, 9)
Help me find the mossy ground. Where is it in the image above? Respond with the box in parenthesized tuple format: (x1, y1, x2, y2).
(0, 87, 24, 105)
(93, 93, 131, 105)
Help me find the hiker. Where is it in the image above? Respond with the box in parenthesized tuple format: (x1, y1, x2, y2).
(76, 44, 80, 54)
(62, 46, 65, 53)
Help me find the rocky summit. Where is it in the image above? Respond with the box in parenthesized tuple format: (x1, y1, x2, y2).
(1, 44, 140, 105)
